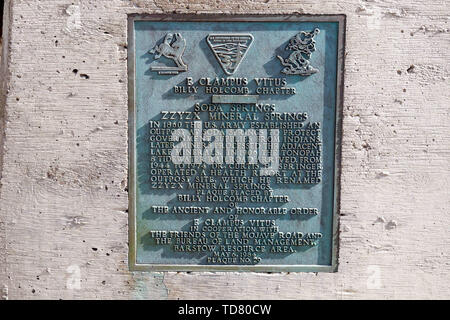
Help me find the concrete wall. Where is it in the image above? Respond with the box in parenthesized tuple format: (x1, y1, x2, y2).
(0, 0, 449, 299)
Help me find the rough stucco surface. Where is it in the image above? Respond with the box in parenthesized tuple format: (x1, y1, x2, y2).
(0, 0, 449, 300)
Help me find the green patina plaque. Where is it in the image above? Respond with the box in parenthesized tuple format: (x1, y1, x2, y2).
(128, 14, 345, 272)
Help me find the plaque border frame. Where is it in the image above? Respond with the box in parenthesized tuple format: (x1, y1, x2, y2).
(128, 14, 346, 272)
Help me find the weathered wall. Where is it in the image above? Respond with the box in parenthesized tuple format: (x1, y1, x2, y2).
(0, 0, 449, 299)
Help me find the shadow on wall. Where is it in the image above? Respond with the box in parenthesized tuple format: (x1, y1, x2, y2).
(0, 0, 3, 63)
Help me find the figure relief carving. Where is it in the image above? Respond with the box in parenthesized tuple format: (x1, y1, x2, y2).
(149, 33, 188, 75)
(277, 28, 320, 76)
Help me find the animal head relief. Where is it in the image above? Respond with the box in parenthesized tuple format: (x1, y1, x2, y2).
(149, 32, 188, 75)
(277, 28, 320, 76)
